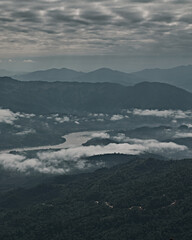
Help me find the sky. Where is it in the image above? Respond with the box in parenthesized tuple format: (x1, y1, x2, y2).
(0, 0, 192, 72)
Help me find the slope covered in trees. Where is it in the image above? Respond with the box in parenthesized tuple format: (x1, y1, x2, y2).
(1, 77, 192, 114)
(0, 157, 192, 240)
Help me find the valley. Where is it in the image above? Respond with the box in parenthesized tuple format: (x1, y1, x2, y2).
(1, 74, 192, 239)
(1, 0, 192, 237)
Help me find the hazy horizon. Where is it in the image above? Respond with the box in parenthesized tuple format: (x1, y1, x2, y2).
(1, 56, 192, 74)
(0, 0, 192, 73)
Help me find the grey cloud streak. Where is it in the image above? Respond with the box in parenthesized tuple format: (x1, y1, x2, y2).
(0, 139, 187, 174)
(0, 0, 191, 58)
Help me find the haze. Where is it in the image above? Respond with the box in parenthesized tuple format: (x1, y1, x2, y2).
(0, 0, 192, 72)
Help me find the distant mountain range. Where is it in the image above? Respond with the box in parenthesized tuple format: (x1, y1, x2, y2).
(15, 67, 142, 86)
(0, 69, 24, 77)
(133, 65, 192, 91)
(14, 65, 192, 92)
(15, 68, 84, 82)
(1, 77, 192, 114)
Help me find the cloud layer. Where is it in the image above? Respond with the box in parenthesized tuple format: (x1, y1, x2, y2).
(0, 108, 35, 124)
(0, 137, 187, 174)
(0, 0, 191, 58)
(1, 108, 192, 174)
(132, 109, 192, 118)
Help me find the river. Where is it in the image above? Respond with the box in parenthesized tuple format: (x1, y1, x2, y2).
(0, 130, 104, 154)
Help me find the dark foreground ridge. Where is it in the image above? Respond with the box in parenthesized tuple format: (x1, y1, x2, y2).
(1, 77, 192, 113)
(0, 158, 192, 240)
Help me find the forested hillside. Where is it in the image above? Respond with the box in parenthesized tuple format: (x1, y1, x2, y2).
(0, 157, 192, 240)
(1, 77, 192, 114)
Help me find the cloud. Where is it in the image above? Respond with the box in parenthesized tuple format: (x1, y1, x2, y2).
(132, 109, 192, 119)
(23, 59, 35, 63)
(114, 9, 144, 23)
(0, 0, 191, 57)
(183, 124, 192, 128)
(15, 129, 36, 135)
(0, 153, 65, 174)
(138, 0, 156, 2)
(37, 139, 187, 164)
(0, 126, 188, 174)
(0, 150, 105, 174)
(150, 12, 175, 23)
(11, 10, 41, 23)
(0, 109, 17, 124)
(17, 113, 36, 118)
(91, 132, 110, 138)
(132, 109, 173, 117)
(47, 114, 73, 123)
(173, 132, 192, 138)
(0, 109, 36, 124)
(80, 10, 113, 23)
(112, 133, 188, 154)
(55, 116, 70, 123)
(180, 14, 192, 24)
(110, 114, 124, 121)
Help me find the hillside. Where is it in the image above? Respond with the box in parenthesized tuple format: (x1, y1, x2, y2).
(0, 158, 192, 239)
(133, 65, 192, 91)
(1, 77, 192, 114)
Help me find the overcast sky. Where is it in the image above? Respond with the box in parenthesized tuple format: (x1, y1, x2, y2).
(0, 0, 192, 72)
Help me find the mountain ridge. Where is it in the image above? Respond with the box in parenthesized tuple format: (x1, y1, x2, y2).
(15, 67, 84, 82)
(15, 65, 192, 91)
(1, 77, 192, 114)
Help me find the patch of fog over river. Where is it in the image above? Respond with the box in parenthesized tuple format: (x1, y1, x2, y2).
(0, 130, 190, 174)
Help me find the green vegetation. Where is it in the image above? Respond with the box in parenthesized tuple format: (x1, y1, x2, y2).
(0, 158, 192, 239)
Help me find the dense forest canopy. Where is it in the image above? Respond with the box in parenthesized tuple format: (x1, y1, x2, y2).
(0, 157, 192, 240)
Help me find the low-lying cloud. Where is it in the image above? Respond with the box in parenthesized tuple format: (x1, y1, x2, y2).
(15, 129, 36, 135)
(38, 140, 187, 161)
(173, 132, 192, 138)
(132, 109, 191, 119)
(0, 109, 17, 124)
(110, 114, 125, 121)
(55, 116, 70, 123)
(0, 153, 66, 174)
(0, 108, 36, 125)
(0, 137, 187, 174)
(91, 132, 110, 139)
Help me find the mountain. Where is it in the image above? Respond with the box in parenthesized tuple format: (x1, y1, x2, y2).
(15, 67, 143, 85)
(75, 68, 142, 85)
(15, 68, 84, 82)
(1, 77, 192, 114)
(133, 65, 192, 91)
(1, 158, 192, 239)
(15, 65, 192, 92)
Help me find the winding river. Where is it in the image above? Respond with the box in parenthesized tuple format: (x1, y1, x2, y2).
(0, 131, 104, 154)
